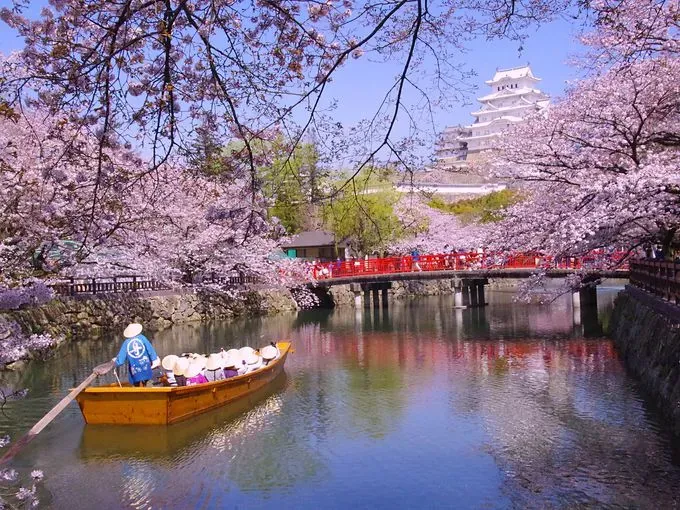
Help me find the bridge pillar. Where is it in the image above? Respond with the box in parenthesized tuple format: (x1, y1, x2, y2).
(581, 304, 603, 337)
(350, 283, 363, 308)
(452, 278, 466, 309)
(381, 288, 389, 308)
(372, 288, 380, 308)
(572, 300, 581, 326)
(579, 286, 597, 307)
(469, 284, 479, 307)
(453, 287, 465, 309)
(462, 287, 471, 307)
(454, 288, 464, 308)
(364, 289, 371, 308)
(477, 284, 486, 307)
(459, 278, 487, 308)
(572, 285, 600, 333)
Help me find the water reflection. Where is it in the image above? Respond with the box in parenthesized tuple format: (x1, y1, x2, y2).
(2, 289, 680, 508)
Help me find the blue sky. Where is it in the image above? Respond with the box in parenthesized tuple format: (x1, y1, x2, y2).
(319, 15, 587, 141)
(0, 3, 587, 147)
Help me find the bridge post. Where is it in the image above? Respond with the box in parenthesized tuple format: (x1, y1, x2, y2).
(572, 300, 581, 326)
(454, 288, 464, 308)
(579, 286, 597, 307)
(381, 287, 389, 308)
(468, 283, 479, 307)
(364, 288, 371, 309)
(465, 279, 488, 308)
(372, 287, 380, 308)
(461, 286, 471, 308)
(477, 283, 486, 307)
(350, 283, 362, 308)
(580, 304, 603, 337)
(452, 278, 466, 309)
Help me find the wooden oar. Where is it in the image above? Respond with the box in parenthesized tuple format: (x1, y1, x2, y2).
(0, 359, 116, 465)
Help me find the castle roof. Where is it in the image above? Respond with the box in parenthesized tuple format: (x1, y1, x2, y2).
(477, 87, 547, 102)
(485, 65, 540, 85)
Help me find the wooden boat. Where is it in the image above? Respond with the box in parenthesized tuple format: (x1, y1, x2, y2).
(76, 342, 291, 425)
(79, 373, 288, 458)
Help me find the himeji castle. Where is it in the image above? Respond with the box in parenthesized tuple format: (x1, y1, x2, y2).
(434, 65, 549, 167)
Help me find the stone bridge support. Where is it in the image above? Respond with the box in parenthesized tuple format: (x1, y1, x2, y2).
(571, 284, 602, 336)
(452, 278, 488, 309)
(351, 282, 392, 308)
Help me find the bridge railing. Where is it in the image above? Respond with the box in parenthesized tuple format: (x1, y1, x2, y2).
(312, 251, 630, 280)
(629, 260, 680, 303)
(50, 275, 169, 296)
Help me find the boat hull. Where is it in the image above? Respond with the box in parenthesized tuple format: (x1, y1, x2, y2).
(76, 342, 291, 425)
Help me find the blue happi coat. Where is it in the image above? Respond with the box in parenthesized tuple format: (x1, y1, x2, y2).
(115, 334, 158, 384)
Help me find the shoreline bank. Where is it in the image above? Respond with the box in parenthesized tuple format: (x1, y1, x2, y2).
(610, 286, 680, 436)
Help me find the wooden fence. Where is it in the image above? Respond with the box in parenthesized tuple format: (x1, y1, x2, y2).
(50, 276, 168, 296)
(50, 274, 259, 296)
(629, 260, 680, 303)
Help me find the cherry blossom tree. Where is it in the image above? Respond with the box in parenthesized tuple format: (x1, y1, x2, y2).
(0, 0, 583, 203)
(0, 102, 150, 286)
(0, 98, 308, 295)
(391, 192, 488, 253)
(487, 0, 680, 262)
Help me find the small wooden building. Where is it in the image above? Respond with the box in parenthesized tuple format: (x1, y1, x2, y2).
(282, 231, 347, 261)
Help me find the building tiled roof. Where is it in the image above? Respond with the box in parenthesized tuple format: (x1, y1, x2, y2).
(282, 230, 346, 248)
(477, 87, 545, 102)
(485, 65, 539, 84)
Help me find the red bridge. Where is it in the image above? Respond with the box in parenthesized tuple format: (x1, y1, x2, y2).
(312, 251, 630, 285)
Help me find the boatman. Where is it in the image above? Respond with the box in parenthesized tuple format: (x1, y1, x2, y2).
(113, 323, 159, 387)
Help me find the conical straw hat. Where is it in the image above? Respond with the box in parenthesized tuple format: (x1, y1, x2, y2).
(222, 352, 237, 368)
(206, 353, 224, 371)
(245, 352, 261, 365)
(123, 323, 143, 338)
(261, 345, 278, 360)
(223, 348, 238, 360)
(162, 354, 179, 371)
(185, 360, 205, 379)
(173, 357, 190, 376)
(238, 346, 254, 358)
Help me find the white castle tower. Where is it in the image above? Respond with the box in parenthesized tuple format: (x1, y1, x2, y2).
(434, 65, 549, 167)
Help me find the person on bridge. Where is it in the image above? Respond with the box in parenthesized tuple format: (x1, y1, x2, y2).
(113, 323, 160, 387)
(411, 248, 423, 272)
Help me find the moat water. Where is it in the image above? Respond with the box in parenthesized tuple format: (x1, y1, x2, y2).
(2, 288, 680, 509)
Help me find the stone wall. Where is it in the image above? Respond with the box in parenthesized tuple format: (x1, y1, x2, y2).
(2, 287, 298, 341)
(609, 286, 680, 435)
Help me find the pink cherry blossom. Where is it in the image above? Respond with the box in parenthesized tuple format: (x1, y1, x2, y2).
(486, 0, 680, 265)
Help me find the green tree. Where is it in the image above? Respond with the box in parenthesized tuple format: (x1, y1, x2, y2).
(185, 124, 232, 177)
(322, 169, 406, 255)
(259, 140, 326, 234)
(428, 189, 520, 224)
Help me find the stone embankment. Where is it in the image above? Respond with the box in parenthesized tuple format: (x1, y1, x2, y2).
(610, 286, 680, 435)
(2, 288, 298, 343)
